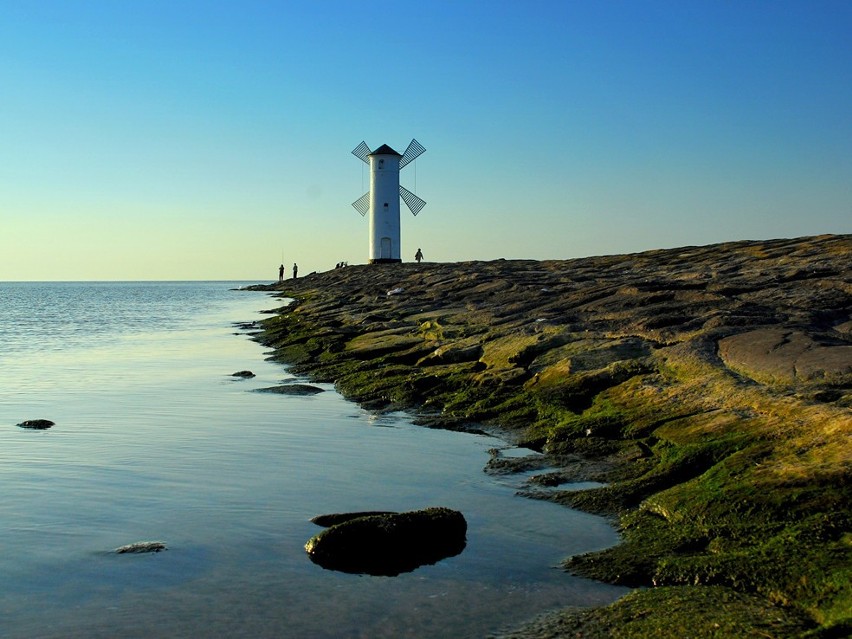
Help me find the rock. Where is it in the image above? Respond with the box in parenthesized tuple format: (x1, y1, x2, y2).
(305, 507, 467, 576)
(417, 343, 483, 366)
(231, 370, 256, 378)
(310, 511, 397, 527)
(718, 329, 852, 385)
(114, 541, 167, 554)
(254, 384, 325, 395)
(17, 419, 54, 430)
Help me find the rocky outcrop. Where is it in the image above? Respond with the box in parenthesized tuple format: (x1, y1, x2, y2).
(718, 328, 852, 384)
(231, 370, 256, 378)
(251, 235, 851, 638)
(305, 507, 467, 576)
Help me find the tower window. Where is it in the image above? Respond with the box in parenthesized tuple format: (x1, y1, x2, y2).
(378, 159, 384, 169)
(384, 203, 389, 208)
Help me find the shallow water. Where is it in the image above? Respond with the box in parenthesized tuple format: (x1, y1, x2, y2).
(0, 282, 627, 638)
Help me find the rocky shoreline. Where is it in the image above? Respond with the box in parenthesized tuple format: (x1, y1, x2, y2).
(249, 234, 850, 638)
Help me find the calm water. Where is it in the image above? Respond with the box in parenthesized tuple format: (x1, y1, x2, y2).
(0, 282, 626, 638)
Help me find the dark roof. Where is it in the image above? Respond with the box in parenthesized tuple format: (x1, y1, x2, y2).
(368, 144, 402, 157)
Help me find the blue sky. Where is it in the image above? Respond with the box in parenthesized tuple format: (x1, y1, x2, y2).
(1, 1, 850, 280)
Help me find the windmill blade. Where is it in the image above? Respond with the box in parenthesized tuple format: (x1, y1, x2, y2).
(399, 185, 426, 216)
(351, 141, 371, 164)
(351, 192, 370, 217)
(399, 139, 426, 169)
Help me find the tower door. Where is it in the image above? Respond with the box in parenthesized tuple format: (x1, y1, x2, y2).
(380, 237, 392, 259)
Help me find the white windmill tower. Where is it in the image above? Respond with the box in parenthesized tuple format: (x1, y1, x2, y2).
(351, 139, 426, 263)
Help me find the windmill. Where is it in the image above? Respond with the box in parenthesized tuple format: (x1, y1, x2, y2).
(351, 139, 426, 263)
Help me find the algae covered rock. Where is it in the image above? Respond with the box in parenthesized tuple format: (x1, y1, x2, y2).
(305, 507, 467, 576)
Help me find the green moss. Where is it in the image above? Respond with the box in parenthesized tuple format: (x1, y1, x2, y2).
(500, 586, 816, 638)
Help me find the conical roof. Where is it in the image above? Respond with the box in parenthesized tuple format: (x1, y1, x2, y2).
(368, 144, 402, 157)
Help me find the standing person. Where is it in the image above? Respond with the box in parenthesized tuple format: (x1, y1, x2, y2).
(278, 264, 285, 283)
(415, 248, 423, 263)
(292, 263, 298, 279)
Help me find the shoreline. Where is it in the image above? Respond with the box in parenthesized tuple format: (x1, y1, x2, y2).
(250, 235, 850, 638)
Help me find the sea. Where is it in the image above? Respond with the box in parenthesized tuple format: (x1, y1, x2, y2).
(0, 281, 627, 638)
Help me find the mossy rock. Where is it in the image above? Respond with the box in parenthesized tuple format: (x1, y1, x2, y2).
(305, 507, 467, 576)
(498, 586, 817, 638)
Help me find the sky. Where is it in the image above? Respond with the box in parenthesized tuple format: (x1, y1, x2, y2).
(1, 1, 850, 281)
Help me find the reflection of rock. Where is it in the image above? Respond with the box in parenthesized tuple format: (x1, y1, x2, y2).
(17, 419, 54, 430)
(114, 541, 167, 554)
(305, 507, 467, 576)
(231, 370, 256, 378)
(254, 384, 325, 395)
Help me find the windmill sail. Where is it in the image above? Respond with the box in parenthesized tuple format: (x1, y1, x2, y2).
(399, 185, 426, 216)
(399, 139, 426, 169)
(351, 141, 371, 164)
(351, 192, 370, 216)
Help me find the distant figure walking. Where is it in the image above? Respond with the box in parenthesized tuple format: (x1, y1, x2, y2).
(415, 248, 423, 263)
(278, 264, 285, 283)
(292, 263, 298, 279)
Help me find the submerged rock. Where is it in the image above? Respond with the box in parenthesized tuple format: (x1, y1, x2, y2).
(254, 384, 325, 395)
(305, 507, 467, 576)
(17, 419, 54, 430)
(231, 370, 256, 378)
(114, 541, 167, 554)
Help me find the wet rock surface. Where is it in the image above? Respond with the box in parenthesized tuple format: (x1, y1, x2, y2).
(310, 511, 397, 527)
(305, 507, 467, 576)
(17, 419, 55, 429)
(252, 235, 851, 638)
(230, 370, 256, 378)
(253, 384, 325, 395)
(114, 541, 167, 554)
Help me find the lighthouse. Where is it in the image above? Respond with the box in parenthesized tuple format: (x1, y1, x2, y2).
(351, 140, 426, 264)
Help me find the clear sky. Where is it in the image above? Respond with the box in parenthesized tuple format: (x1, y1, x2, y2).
(2, 1, 850, 281)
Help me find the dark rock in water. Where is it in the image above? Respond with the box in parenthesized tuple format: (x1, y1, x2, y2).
(231, 370, 256, 378)
(254, 384, 325, 395)
(310, 511, 397, 527)
(114, 541, 167, 554)
(17, 419, 54, 430)
(305, 507, 467, 576)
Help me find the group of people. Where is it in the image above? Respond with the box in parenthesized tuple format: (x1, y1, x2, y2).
(277, 248, 424, 283)
(278, 263, 298, 283)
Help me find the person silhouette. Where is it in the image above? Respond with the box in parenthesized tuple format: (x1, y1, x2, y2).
(415, 248, 423, 263)
(278, 264, 285, 283)
(292, 263, 298, 279)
